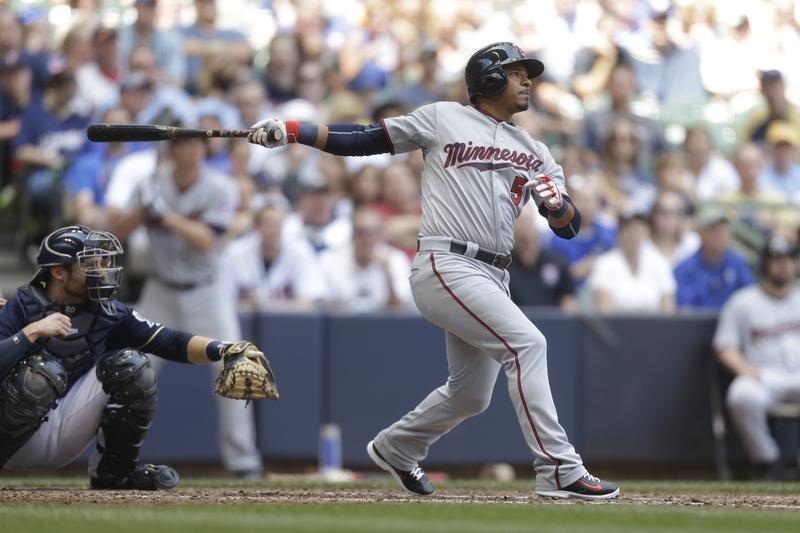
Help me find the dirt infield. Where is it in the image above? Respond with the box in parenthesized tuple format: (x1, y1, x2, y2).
(2, 486, 800, 509)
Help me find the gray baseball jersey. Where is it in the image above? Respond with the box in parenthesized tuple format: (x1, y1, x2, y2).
(131, 164, 239, 285)
(713, 285, 800, 371)
(382, 102, 567, 253)
(129, 164, 261, 473)
(372, 102, 588, 493)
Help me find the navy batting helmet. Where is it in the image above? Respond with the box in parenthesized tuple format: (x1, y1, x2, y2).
(33, 225, 124, 314)
(465, 42, 544, 103)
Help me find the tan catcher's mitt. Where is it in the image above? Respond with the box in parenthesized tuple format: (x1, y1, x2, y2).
(214, 341, 279, 401)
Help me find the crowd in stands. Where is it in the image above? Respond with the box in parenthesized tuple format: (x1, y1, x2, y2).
(1, 0, 799, 316)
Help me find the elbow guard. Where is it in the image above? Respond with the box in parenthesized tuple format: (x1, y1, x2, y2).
(551, 204, 581, 240)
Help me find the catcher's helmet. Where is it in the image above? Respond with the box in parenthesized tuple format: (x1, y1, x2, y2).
(32, 225, 124, 314)
(465, 42, 544, 103)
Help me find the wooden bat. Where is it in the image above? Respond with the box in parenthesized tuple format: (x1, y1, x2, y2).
(86, 124, 283, 143)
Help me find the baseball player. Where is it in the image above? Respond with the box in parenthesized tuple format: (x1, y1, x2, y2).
(248, 42, 618, 499)
(110, 133, 264, 478)
(0, 225, 275, 489)
(714, 236, 800, 478)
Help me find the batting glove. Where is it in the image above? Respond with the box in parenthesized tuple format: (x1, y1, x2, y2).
(248, 118, 288, 148)
(524, 174, 564, 211)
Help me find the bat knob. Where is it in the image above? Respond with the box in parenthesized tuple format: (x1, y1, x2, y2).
(270, 128, 283, 142)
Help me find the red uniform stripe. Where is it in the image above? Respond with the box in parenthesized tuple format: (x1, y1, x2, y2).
(429, 252, 562, 488)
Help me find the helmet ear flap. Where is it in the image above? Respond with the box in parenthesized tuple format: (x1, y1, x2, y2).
(480, 68, 507, 96)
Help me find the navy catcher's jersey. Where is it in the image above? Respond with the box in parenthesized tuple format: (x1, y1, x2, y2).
(0, 284, 165, 387)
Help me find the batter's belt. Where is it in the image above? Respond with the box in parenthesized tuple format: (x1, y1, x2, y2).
(417, 237, 512, 270)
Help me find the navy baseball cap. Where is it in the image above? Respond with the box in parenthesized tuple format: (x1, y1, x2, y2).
(760, 69, 783, 84)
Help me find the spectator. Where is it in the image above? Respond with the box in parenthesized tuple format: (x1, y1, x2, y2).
(581, 62, 663, 172)
(681, 124, 739, 202)
(715, 143, 798, 249)
(75, 26, 121, 115)
(117, 72, 155, 124)
(393, 41, 446, 108)
(118, 0, 187, 87)
(509, 206, 578, 311)
(372, 161, 422, 256)
(110, 128, 262, 479)
(222, 199, 326, 310)
(0, 9, 50, 90)
(13, 69, 89, 238)
(181, 0, 251, 92)
(296, 61, 328, 111)
(347, 164, 382, 209)
(647, 190, 699, 266)
(744, 70, 800, 143)
(625, 3, 706, 112)
(0, 54, 35, 193)
(264, 35, 302, 104)
(674, 208, 753, 310)
(126, 45, 194, 125)
(713, 236, 800, 479)
(62, 106, 133, 229)
(588, 210, 676, 313)
(319, 206, 412, 313)
(283, 177, 351, 253)
(550, 175, 616, 285)
(759, 121, 800, 205)
(198, 113, 230, 173)
(599, 117, 657, 213)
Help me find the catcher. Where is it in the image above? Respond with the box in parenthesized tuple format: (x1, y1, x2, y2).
(0, 225, 278, 490)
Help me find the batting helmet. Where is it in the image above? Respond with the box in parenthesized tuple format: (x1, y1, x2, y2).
(32, 225, 124, 314)
(465, 42, 544, 103)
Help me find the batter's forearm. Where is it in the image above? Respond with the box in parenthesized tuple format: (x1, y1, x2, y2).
(286, 121, 392, 156)
(548, 201, 581, 239)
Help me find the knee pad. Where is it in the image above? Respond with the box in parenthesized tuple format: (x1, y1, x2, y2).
(0, 354, 67, 463)
(96, 349, 157, 409)
(2, 354, 67, 418)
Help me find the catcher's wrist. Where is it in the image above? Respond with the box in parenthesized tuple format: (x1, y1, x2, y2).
(205, 340, 225, 362)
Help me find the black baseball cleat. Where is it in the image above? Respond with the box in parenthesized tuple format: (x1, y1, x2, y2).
(90, 463, 180, 490)
(536, 472, 619, 500)
(367, 440, 435, 496)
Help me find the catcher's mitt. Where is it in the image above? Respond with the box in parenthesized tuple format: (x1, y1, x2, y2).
(214, 341, 279, 401)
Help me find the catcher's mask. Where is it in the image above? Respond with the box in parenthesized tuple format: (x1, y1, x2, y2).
(33, 225, 124, 315)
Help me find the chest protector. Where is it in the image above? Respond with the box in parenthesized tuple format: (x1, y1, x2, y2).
(17, 284, 114, 386)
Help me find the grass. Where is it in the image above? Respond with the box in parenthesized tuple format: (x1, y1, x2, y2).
(1, 478, 799, 533)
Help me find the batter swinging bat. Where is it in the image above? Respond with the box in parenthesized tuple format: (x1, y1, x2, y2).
(86, 124, 283, 143)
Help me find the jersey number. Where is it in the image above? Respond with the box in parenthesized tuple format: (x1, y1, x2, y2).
(510, 176, 527, 206)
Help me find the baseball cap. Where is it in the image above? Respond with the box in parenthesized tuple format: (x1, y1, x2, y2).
(0, 52, 28, 74)
(766, 120, 800, 146)
(694, 207, 729, 230)
(120, 72, 153, 92)
(93, 26, 117, 45)
(760, 69, 783, 84)
(762, 234, 799, 260)
(617, 208, 648, 226)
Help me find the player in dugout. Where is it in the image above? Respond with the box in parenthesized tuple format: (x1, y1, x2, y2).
(247, 42, 618, 500)
(0, 225, 277, 489)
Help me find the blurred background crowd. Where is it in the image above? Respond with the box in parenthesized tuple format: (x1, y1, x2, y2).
(1, 0, 800, 315)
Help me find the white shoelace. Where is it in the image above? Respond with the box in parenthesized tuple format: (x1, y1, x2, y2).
(409, 465, 424, 481)
(583, 473, 601, 484)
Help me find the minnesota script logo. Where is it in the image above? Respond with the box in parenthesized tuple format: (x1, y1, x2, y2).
(443, 141, 544, 172)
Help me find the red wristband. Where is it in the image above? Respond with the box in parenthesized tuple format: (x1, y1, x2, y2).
(285, 120, 299, 143)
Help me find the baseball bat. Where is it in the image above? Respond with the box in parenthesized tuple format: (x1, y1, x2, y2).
(86, 124, 283, 143)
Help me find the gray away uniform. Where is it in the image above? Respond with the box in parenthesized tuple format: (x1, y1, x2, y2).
(131, 164, 262, 473)
(713, 285, 800, 463)
(373, 102, 587, 491)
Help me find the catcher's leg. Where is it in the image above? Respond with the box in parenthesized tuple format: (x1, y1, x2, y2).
(0, 354, 67, 467)
(90, 348, 179, 490)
